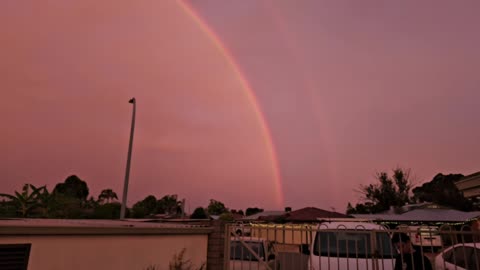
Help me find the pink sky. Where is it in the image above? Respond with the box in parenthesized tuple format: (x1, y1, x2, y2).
(2, 1, 479, 213)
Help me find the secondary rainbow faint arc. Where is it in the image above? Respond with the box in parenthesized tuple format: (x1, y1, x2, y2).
(177, 0, 285, 208)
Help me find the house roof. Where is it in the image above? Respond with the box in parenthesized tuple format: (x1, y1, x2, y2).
(0, 218, 212, 235)
(353, 209, 480, 222)
(284, 207, 350, 222)
(241, 211, 285, 221)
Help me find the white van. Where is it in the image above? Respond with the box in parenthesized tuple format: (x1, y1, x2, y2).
(307, 222, 397, 270)
(229, 236, 278, 270)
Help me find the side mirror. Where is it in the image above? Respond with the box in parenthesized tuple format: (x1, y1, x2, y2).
(268, 254, 276, 261)
(301, 244, 310, 255)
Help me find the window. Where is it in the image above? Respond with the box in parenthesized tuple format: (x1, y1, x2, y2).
(230, 241, 265, 261)
(313, 231, 396, 258)
(446, 246, 474, 269)
(0, 244, 31, 270)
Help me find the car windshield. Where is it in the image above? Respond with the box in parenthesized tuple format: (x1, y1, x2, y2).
(313, 231, 396, 258)
(230, 241, 265, 261)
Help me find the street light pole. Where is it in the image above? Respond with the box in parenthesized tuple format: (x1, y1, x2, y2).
(120, 97, 136, 219)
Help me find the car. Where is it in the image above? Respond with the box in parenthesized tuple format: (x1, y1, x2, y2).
(399, 225, 442, 251)
(233, 221, 252, 236)
(307, 221, 397, 270)
(434, 242, 480, 270)
(229, 236, 278, 270)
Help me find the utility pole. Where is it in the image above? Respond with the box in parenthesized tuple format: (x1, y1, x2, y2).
(120, 97, 136, 219)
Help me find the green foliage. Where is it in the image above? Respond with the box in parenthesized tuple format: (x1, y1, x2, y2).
(190, 207, 208, 219)
(207, 199, 227, 215)
(53, 175, 89, 201)
(349, 167, 413, 214)
(246, 207, 263, 216)
(412, 173, 473, 211)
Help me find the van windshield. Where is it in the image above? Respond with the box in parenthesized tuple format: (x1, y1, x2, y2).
(230, 241, 265, 261)
(313, 231, 396, 258)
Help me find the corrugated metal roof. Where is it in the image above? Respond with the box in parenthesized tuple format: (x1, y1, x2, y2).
(353, 209, 480, 222)
(241, 211, 285, 221)
(285, 207, 350, 221)
(0, 218, 213, 235)
(0, 218, 209, 229)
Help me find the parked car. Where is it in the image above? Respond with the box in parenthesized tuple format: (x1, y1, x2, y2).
(307, 221, 397, 270)
(400, 225, 442, 251)
(233, 221, 252, 236)
(435, 242, 480, 270)
(229, 236, 278, 270)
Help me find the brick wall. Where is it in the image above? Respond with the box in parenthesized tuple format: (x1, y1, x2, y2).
(207, 220, 227, 270)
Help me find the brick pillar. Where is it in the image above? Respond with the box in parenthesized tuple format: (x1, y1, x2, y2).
(207, 220, 227, 270)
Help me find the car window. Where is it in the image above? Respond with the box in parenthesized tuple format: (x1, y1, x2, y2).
(448, 246, 473, 269)
(230, 241, 265, 261)
(375, 232, 397, 258)
(443, 248, 454, 262)
(314, 231, 372, 258)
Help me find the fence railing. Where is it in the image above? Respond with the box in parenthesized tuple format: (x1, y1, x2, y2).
(224, 222, 480, 270)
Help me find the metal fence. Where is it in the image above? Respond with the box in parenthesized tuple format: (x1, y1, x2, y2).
(224, 222, 480, 270)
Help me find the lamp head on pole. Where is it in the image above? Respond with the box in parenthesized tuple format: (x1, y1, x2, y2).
(129, 98, 136, 104)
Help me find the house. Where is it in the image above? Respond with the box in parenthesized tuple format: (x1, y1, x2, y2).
(456, 171, 480, 200)
(241, 210, 286, 222)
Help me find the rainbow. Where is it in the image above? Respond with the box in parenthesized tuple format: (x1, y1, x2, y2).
(177, 0, 284, 208)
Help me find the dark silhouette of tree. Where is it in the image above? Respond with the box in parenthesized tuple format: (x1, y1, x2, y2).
(98, 189, 118, 204)
(412, 173, 473, 211)
(349, 167, 413, 214)
(346, 203, 355, 215)
(190, 207, 208, 219)
(0, 184, 46, 217)
(246, 207, 264, 216)
(157, 195, 182, 215)
(237, 210, 244, 216)
(131, 195, 158, 218)
(207, 199, 227, 215)
(93, 202, 122, 219)
(53, 175, 89, 201)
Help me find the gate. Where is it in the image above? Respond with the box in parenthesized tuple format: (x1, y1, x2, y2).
(224, 222, 480, 270)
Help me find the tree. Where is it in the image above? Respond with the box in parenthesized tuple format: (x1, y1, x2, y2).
(219, 212, 234, 222)
(346, 203, 355, 215)
(131, 195, 157, 218)
(246, 207, 263, 216)
(157, 195, 182, 215)
(412, 173, 473, 211)
(53, 175, 89, 201)
(350, 168, 413, 214)
(0, 184, 46, 217)
(93, 202, 122, 219)
(98, 189, 118, 204)
(207, 199, 227, 215)
(190, 207, 208, 219)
